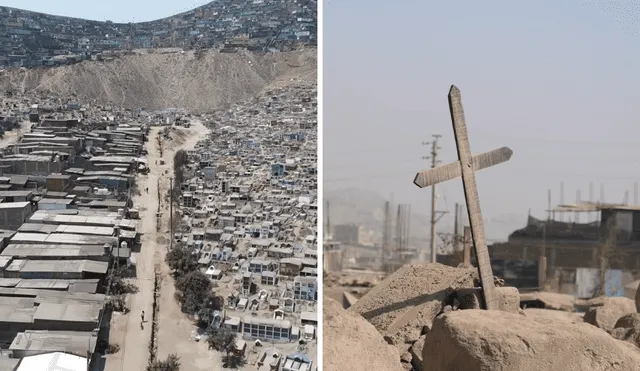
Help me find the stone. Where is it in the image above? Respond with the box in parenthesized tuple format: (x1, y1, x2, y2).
(348, 263, 476, 347)
(584, 298, 637, 333)
(410, 335, 426, 371)
(422, 310, 640, 371)
(616, 313, 640, 330)
(324, 296, 404, 371)
(612, 313, 640, 349)
(400, 351, 412, 363)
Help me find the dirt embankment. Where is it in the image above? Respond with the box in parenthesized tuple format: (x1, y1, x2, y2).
(0, 49, 316, 111)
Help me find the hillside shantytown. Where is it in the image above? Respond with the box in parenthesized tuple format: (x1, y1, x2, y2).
(0, 0, 317, 68)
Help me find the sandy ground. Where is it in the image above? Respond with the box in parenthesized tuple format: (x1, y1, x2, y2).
(0, 50, 316, 111)
(105, 121, 210, 371)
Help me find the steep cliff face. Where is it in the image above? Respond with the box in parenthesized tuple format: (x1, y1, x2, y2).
(0, 49, 316, 111)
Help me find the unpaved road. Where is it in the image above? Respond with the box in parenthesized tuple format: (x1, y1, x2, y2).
(154, 122, 227, 370)
(105, 122, 209, 371)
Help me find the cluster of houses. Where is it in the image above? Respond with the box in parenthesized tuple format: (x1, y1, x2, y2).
(0, 113, 147, 370)
(0, 0, 317, 68)
(177, 82, 318, 370)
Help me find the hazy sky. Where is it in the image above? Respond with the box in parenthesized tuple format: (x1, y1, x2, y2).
(324, 0, 640, 241)
(1, 0, 212, 22)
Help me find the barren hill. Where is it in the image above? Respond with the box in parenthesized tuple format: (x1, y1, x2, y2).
(0, 49, 316, 111)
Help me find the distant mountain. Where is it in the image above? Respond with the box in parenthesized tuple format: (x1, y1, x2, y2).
(0, 0, 317, 68)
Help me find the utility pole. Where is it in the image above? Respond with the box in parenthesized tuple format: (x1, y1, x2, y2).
(326, 200, 331, 239)
(453, 203, 460, 253)
(382, 200, 390, 271)
(422, 135, 447, 263)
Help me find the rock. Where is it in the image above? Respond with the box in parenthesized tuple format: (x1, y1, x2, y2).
(410, 335, 426, 371)
(349, 263, 476, 347)
(612, 313, 640, 348)
(401, 362, 413, 371)
(400, 351, 412, 362)
(584, 297, 637, 333)
(422, 309, 640, 371)
(454, 286, 521, 313)
(324, 296, 404, 371)
(616, 313, 640, 329)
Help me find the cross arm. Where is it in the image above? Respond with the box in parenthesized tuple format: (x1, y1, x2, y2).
(413, 146, 513, 188)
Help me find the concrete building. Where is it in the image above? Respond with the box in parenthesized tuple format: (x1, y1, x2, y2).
(0, 202, 33, 230)
(242, 317, 291, 341)
(293, 276, 317, 301)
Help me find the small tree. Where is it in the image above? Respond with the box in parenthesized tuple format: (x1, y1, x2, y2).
(109, 265, 137, 295)
(196, 293, 224, 329)
(222, 353, 246, 369)
(147, 354, 180, 371)
(165, 245, 198, 277)
(174, 271, 213, 314)
(206, 326, 236, 352)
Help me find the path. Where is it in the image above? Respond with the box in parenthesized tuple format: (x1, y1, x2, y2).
(154, 123, 224, 370)
(105, 122, 208, 371)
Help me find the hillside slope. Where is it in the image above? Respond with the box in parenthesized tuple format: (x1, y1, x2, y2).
(0, 49, 316, 111)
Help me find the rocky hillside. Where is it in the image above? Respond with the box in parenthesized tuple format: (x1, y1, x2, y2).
(0, 49, 316, 111)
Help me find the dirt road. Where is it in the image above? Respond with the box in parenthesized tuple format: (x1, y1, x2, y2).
(105, 122, 209, 371)
(154, 123, 225, 370)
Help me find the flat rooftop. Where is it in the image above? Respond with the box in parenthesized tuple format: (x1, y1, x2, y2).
(5, 259, 108, 275)
(10, 330, 97, 355)
(1, 244, 106, 258)
(10, 232, 117, 246)
(0, 278, 98, 294)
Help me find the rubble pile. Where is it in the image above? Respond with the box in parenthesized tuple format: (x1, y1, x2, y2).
(324, 263, 640, 371)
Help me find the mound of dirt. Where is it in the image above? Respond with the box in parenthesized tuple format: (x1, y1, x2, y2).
(423, 309, 640, 371)
(0, 49, 316, 111)
(323, 296, 404, 371)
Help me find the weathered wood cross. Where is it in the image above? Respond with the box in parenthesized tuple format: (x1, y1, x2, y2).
(412, 85, 513, 310)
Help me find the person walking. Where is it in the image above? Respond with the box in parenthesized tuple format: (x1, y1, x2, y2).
(141, 310, 145, 322)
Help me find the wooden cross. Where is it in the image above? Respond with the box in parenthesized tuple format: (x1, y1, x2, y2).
(413, 85, 513, 310)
